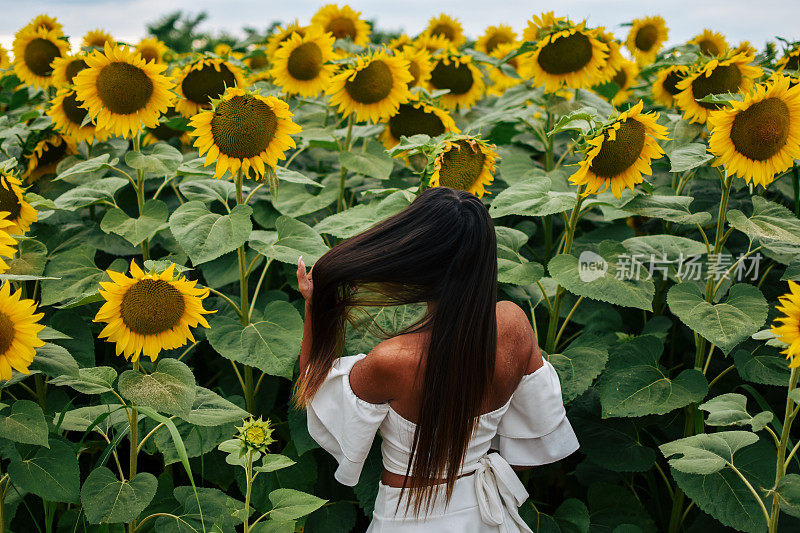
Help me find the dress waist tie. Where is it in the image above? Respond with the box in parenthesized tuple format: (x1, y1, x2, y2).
(472, 452, 533, 533)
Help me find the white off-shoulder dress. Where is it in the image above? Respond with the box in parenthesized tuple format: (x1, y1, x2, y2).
(307, 354, 579, 532)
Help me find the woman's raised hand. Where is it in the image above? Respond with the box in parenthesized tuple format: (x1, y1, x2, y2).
(297, 256, 313, 302)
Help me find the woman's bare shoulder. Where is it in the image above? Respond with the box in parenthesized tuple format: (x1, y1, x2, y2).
(496, 300, 543, 376)
(349, 335, 420, 404)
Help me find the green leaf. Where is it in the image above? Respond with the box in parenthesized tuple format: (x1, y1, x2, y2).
(305, 501, 357, 533)
(0, 400, 49, 447)
(6, 239, 48, 277)
(667, 283, 768, 354)
(621, 195, 712, 225)
(554, 498, 591, 533)
(338, 142, 394, 179)
(314, 191, 412, 238)
(81, 467, 158, 524)
(775, 473, 800, 518)
(667, 143, 714, 172)
(621, 235, 707, 263)
(54, 177, 128, 210)
(699, 393, 773, 431)
(572, 411, 656, 472)
(497, 246, 544, 285)
(251, 521, 297, 533)
(117, 359, 196, 416)
(489, 177, 577, 218)
(548, 335, 609, 402)
(207, 301, 303, 380)
(548, 244, 655, 311)
(125, 143, 183, 174)
(169, 201, 253, 265)
(177, 386, 249, 426)
(345, 304, 427, 355)
(660, 431, 759, 474)
(55, 154, 117, 184)
(275, 167, 323, 187)
(179, 179, 236, 205)
(734, 349, 791, 386)
(49, 366, 117, 394)
(587, 483, 657, 532)
(268, 488, 326, 521)
(272, 180, 339, 218)
(29, 342, 80, 379)
(253, 454, 297, 473)
(249, 216, 329, 265)
(727, 196, 800, 246)
(100, 199, 168, 246)
(40, 244, 102, 306)
(597, 335, 708, 417)
(8, 440, 79, 503)
(288, 408, 318, 456)
(58, 404, 129, 433)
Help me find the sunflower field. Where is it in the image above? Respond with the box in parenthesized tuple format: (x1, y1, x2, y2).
(2, 5, 800, 532)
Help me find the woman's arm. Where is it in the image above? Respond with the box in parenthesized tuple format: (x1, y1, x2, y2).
(297, 257, 314, 375)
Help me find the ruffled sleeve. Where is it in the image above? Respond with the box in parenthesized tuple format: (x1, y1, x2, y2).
(491, 360, 579, 466)
(306, 354, 390, 486)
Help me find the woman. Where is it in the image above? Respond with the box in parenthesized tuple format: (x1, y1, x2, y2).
(295, 187, 579, 531)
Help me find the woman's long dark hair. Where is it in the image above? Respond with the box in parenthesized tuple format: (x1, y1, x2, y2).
(295, 186, 498, 514)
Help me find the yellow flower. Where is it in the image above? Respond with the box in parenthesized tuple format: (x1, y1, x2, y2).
(777, 45, 800, 72)
(674, 52, 763, 124)
(0, 174, 38, 235)
(310, 4, 371, 46)
(388, 34, 413, 51)
(427, 51, 485, 110)
(487, 42, 523, 96)
(475, 25, 517, 55)
(94, 262, 213, 362)
(569, 101, 669, 198)
(327, 49, 413, 122)
(734, 41, 757, 57)
(411, 32, 453, 56)
(50, 53, 89, 87)
(708, 75, 800, 188)
(607, 59, 639, 106)
(23, 134, 74, 183)
(595, 27, 626, 85)
(174, 56, 247, 118)
(429, 137, 498, 197)
(0, 214, 19, 274)
(522, 22, 609, 93)
(652, 65, 690, 107)
(424, 14, 466, 47)
(266, 21, 307, 57)
(522, 12, 566, 42)
(772, 281, 800, 368)
(0, 281, 45, 381)
(0, 46, 10, 70)
(74, 43, 176, 138)
(12, 25, 70, 88)
(47, 88, 108, 145)
(689, 29, 729, 57)
(236, 417, 275, 452)
(399, 46, 433, 89)
(380, 97, 458, 148)
(136, 37, 169, 64)
(245, 48, 269, 71)
(189, 87, 301, 179)
(270, 27, 336, 98)
(625, 16, 668, 65)
(82, 29, 114, 50)
(20, 14, 63, 36)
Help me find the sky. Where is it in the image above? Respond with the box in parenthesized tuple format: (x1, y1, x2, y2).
(1, 0, 799, 53)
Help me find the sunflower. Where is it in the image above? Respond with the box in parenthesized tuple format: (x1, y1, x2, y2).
(245, 48, 269, 71)
(772, 281, 800, 368)
(0, 216, 17, 273)
(708, 75, 800, 188)
(569, 101, 669, 198)
(652, 65, 690, 107)
(50, 53, 88, 86)
(270, 27, 336, 98)
(595, 27, 627, 84)
(310, 4, 371, 46)
(136, 37, 169, 64)
(143, 111, 191, 146)
(424, 14, 466, 46)
(689, 30, 729, 57)
(74, 43, 176, 139)
(0, 281, 45, 381)
(327, 49, 413, 122)
(236, 417, 275, 452)
(21, 14, 63, 35)
(487, 42, 523, 96)
(411, 33, 453, 56)
(189, 87, 301, 179)
(12, 26, 70, 88)
(47, 88, 108, 145)
(427, 51, 484, 110)
(429, 137, 498, 197)
(625, 16, 668, 65)
(0, 174, 37, 236)
(523, 22, 609, 93)
(174, 56, 247, 118)
(400, 46, 432, 88)
(380, 97, 458, 148)
(388, 34, 413, 51)
(777, 46, 800, 72)
(734, 41, 757, 57)
(82, 29, 114, 50)
(266, 21, 307, 57)
(674, 52, 762, 124)
(23, 134, 74, 182)
(94, 262, 213, 362)
(0, 46, 9, 70)
(607, 59, 639, 106)
(522, 12, 567, 42)
(475, 25, 517, 55)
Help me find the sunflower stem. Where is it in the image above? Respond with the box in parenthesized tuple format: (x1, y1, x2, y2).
(243, 449, 254, 533)
(235, 169, 256, 412)
(133, 134, 150, 261)
(0, 463, 5, 533)
(768, 367, 800, 533)
(337, 115, 355, 212)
